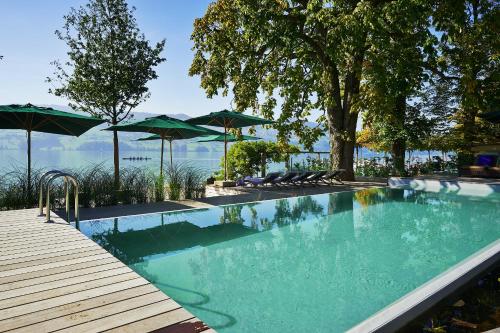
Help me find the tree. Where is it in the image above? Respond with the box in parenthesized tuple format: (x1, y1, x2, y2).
(190, 0, 432, 180)
(223, 141, 300, 179)
(358, 0, 434, 175)
(433, 0, 499, 166)
(48, 0, 165, 190)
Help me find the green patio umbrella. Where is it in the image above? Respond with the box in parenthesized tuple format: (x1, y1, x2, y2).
(106, 115, 219, 176)
(186, 109, 274, 180)
(196, 133, 261, 143)
(0, 103, 105, 193)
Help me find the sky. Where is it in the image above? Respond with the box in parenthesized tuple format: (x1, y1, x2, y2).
(0, 0, 232, 117)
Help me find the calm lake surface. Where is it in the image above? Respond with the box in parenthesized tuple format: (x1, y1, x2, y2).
(0, 150, 224, 174)
(0, 149, 435, 175)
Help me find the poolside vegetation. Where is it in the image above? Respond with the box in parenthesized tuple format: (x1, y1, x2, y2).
(218, 141, 300, 179)
(0, 163, 208, 211)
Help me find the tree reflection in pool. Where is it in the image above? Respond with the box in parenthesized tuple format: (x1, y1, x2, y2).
(77, 188, 500, 333)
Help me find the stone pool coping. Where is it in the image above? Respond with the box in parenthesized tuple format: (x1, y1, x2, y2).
(388, 176, 500, 195)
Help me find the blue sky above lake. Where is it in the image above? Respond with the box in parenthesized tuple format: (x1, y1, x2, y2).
(0, 0, 232, 117)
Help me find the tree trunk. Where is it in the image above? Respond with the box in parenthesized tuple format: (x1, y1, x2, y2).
(160, 137, 164, 177)
(327, 106, 358, 181)
(458, 108, 477, 167)
(112, 116, 120, 192)
(391, 95, 406, 176)
(27, 129, 31, 202)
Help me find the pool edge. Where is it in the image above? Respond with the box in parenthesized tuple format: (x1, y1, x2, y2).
(347, 239, 500, 333)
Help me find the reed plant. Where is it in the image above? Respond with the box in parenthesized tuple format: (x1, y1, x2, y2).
(183, 165, 207, 199)
(0, 162, 207, 211)
(164, 164, 183, 201)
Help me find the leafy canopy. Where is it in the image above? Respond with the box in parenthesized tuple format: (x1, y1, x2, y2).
(190, 0, 433, 150)
(223, 141, 300, 179)
(48, 0, 166, 124)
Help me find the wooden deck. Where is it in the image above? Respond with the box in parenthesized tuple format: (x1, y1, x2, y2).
(0, 208, 214, 333)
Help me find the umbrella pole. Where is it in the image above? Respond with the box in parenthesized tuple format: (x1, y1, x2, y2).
(169, 139, 173, 166)
(27, 130, 31, 199)
(160, 137, 164, 177)
(224, 126, 227, 181)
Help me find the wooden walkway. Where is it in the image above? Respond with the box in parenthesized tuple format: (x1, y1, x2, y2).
(0, 208, 214, 333)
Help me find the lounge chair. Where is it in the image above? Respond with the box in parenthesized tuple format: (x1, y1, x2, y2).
(322, 169, 345, 185)
(304, 170, 328, 185)
(245, 172, 282, 187)
(271, 171, 297, 186)
(290, 171, 314, 185)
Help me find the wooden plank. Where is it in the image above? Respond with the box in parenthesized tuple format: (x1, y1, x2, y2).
(0, 253, 114, 278)
(0, 209, 211, 333)
(0, 261, 124, 292)
(0, 248, 107, 272)
(0, 239, 91, 256)
(7, 292, 169, 333)
(0, 241, 96, 261)
(0, 225, 77, 238)
(56, 299, 182, 333)
(0, 278, 149, 320)
(0, 229, 78, 244)
(0, 266, 132, 300)
(0, 272, 138, 310)
(0, 285, 159, 332)
(0, 256, 118, 284)
(0, 234, 84, 251)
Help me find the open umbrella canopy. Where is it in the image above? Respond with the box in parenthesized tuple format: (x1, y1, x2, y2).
(0, 103, 105, 196)
(0, 103, 105, 135)
(105, 114, 218, 138)
(137, 133, 259, 142)
(106, 115, 220, 175)
(196, 133, 261, 142)
(186, 110, 273, 180)
(186, 109, 274, 128)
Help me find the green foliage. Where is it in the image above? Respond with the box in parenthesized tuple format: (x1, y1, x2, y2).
(293, 156, 330, 172)
(0, 164, 208, 210)
(164, 164, 183, 201)
(154, 175, 165, 202)
(189, 0, 437, 179)
(183, 166, 207, 200)
(48, 0, 166, 187)
(432, 0, 499, 164)
(223, 141, 300, 179)
(355, 158, 392, 178)
(49, 0, 166, 122)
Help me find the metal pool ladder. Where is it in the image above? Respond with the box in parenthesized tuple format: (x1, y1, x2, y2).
(38, 170, 79, 224)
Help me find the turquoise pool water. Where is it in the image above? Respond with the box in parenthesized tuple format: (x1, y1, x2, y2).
(77, 188, 500, 332)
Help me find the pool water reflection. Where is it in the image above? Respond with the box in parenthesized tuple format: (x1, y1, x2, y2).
(77, 188, 500, 332)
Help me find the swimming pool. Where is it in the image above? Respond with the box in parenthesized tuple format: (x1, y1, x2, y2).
(76, 188, 500, 332)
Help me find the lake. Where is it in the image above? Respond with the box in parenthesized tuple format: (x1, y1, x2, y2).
(0, 148, 435, 176)
(0, 150, 224, 174)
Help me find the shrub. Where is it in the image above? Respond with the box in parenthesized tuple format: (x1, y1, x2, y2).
(223, 141, 300, 179)
(355, 158, 392, 177)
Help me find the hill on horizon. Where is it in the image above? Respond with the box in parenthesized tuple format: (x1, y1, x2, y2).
(0, 105, 331, 152)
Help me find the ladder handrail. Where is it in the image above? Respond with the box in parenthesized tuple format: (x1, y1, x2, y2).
(40, 172, 80, 224)
(38, 170, 64, 216)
